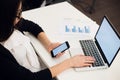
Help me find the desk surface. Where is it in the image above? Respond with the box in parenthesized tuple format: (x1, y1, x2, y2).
(23, 2, 120, 80)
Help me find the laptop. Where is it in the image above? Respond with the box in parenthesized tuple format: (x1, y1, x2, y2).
(72, 16, 120, 71)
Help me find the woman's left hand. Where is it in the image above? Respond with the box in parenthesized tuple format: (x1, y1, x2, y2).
(47, 42, 64, 58)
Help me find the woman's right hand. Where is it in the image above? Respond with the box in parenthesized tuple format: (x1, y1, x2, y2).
(49, 54, 95, 78)
(68, 55, 95, 68)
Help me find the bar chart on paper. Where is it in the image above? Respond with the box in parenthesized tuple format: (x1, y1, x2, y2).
(58, 18, 91, 36)
(65, 25, 90, 33)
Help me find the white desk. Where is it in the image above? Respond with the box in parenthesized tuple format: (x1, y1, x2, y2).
(23, 2, 120, 80)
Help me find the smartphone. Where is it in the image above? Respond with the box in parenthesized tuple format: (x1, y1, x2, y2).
(51, 41, 70, 57)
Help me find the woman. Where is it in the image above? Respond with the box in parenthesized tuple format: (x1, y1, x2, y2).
(1, 0, 60, 72)
(0, 0, 95, 80)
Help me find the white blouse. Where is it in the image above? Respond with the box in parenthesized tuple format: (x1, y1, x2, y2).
(1, 29, 41, 72)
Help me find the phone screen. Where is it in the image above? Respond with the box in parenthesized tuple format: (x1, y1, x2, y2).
(51, 41, 70, 57)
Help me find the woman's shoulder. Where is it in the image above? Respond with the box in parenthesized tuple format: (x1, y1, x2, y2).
(2, 29, 30, 50)
(0, 44, 17, 62)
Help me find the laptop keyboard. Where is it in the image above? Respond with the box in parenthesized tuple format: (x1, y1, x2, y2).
(79, 40, 105, 67)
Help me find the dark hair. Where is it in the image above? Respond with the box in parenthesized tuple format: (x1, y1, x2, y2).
(0, 0, 22, 42)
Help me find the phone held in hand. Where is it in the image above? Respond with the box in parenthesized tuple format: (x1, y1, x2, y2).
(51, 41, 70, 57)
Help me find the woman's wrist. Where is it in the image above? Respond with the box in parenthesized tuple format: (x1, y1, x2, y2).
(49, 59, 72, 78)
(47, 42, 53, 52)
(65, 58, 73, 68)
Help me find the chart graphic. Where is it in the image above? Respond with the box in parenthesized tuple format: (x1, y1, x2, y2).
(65, 25, 90, 33)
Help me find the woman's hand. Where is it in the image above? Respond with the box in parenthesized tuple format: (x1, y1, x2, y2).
(49, 54, 95, 78)
(68, 55, 95, 68)
(47, 42, 64, 58)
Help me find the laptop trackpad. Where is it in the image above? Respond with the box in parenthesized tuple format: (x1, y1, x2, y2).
(69, 47, 84, 56)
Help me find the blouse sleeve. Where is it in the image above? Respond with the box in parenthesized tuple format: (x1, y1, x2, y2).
(0, 44, 52, 80)
(16, 18, 44, 37)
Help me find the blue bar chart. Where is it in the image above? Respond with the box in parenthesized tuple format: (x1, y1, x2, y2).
(65, 25, 90, 33)
(58, 18, 91, 36)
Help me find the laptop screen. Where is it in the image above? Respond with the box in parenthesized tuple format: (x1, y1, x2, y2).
(95, 16, 120, 66)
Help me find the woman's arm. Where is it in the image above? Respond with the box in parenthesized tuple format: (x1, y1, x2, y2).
(16, 18, 60, 52)
(49, 55, 95, 77)
(16, 18, 44, 37)
(37, 32, 52, 50)
(0, 44, 52, 80)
